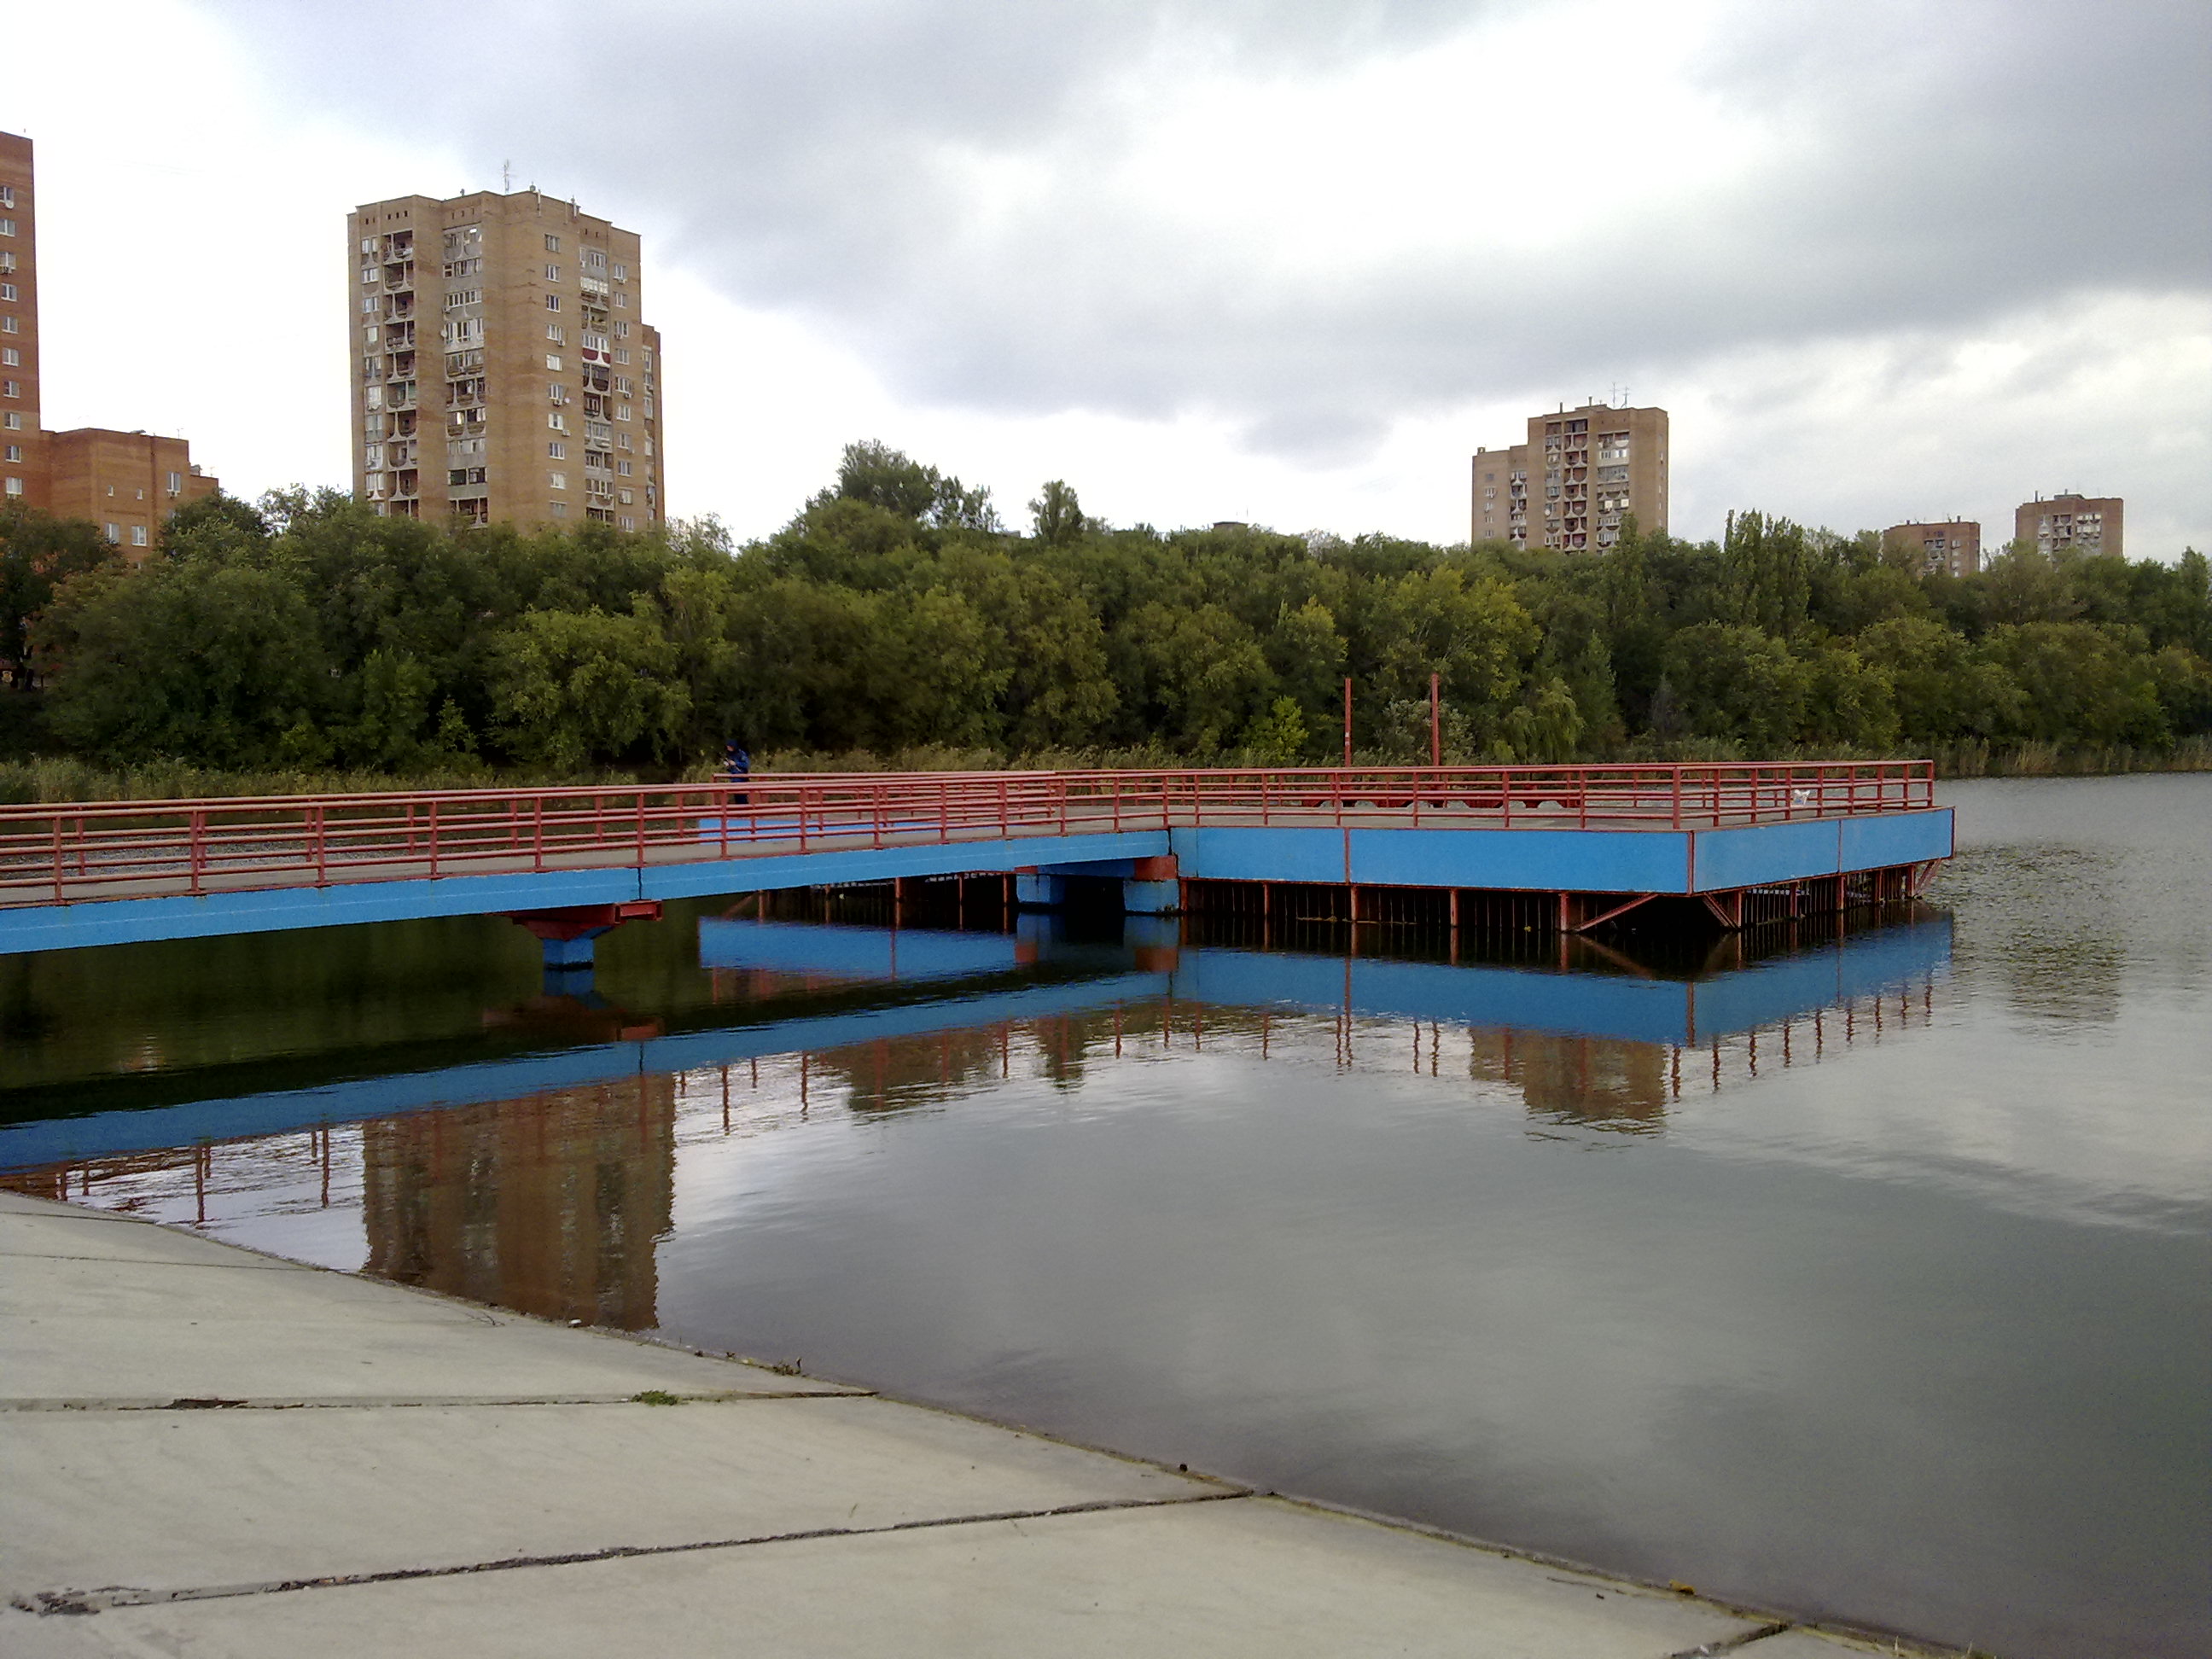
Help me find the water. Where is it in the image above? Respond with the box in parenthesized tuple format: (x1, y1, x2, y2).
(3, 776, 2207, 1659)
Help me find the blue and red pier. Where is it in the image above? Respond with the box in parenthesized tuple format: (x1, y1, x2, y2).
(0, 763, 1951, 961)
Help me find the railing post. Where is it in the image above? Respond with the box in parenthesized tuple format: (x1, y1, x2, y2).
(428, 800, 440, 879)
(314, 803, 327, 885)
(189, 809, 205, 895)
(533, 797, 545, 872)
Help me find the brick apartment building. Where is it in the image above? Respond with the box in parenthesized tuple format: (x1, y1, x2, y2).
(349, 189, 663, 531)
(1881, 519, 1981, 578)
(2016, 492, 2122, 559)
(1471, 401, 1668, 552)
(0, 132, 219, 556)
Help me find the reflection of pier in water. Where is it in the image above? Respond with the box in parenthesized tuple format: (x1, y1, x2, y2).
(2, 911, 1950, 1270)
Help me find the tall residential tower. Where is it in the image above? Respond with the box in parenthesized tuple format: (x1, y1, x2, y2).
(2, 131, 218, 554)
(1471, 401, 1668, 552)
(2015, 492, 2122, 559)
(348, 189, 663, 530)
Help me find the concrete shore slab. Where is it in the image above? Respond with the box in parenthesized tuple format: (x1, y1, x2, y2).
(0, 1191, 1950, 1657)
(0, 1398, 1225, 1600)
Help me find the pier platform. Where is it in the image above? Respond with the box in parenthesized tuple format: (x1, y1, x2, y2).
(0, 764, 1948, 954)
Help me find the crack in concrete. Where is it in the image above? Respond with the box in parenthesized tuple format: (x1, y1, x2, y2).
(10, 1489, 1254, 1616)
(0, 1253, 307, 1269)
(1666, 1623, 1794, 1656)
(0, 1391, 873, 1412)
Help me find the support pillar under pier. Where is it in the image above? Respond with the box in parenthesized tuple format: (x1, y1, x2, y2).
(504, 900, 663, 988)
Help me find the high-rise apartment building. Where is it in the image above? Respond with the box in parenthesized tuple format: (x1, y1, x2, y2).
(348, 189, 663, 531)
(2015, 492, 2122, 559)
(1471, 401, 1668, 552)
(0, 132, 45, 513)
(1882, 519, 1981, 578)
(0, 131, 218, 554)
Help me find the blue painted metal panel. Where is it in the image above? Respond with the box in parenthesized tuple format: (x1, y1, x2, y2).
(696, 918, 1024, 980)
(1173, 826, 1347, 882)
(1349, 828, 1691, 894)
(1690, 819, 1842, 891)
(640, 832, 1170, 902)
(0, 867, 643, 955)
(1839, 810, 1953, 870)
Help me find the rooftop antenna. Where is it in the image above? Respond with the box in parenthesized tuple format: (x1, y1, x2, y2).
(502, 160, 512, 193)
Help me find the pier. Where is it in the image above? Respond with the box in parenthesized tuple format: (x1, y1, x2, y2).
(0, 762, 1950, 958)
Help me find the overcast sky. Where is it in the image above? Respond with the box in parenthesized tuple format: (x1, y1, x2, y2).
(9, 0, 2209, 551)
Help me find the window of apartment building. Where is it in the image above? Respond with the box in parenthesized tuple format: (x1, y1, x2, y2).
(1, 317, 18, 335)
(102, 522, 120, 542)
(613, 348, 630, 365)
(445, 288, 480, 309)
(544, 294, 561, 312)
(615, 404, 631, 422)
(616, 459, 632, 476)
(165, 472, 183, 493)
(545, 323, 565, 344)
(614, 293, 628, 309)
(550, 501, 568, 518)
(0, 350, 15, 368)
(612, 263, 627, 281)
(0, 283, 14, 302)
(3, 477, 20, 497)
(547, 412, 567, 431)
(545, 354, 562, 370)
(3, 410, 20, 427)
(613, 320, 630, 338)
(0, 219, 16, 237)
(544, 265, 561, 282)
(131, 526, 148, 547)
(618, 488, 634, 506)
(0, 252, 13, 271)
(544, 235, 562, 253)
(1, 382, 20, 400)
(0, 186, 13, 207)
(548, 442, 566, 459)
(548, 382, 566, 402)
(3, 445, 19, 463)
(584, 248, 608, 271)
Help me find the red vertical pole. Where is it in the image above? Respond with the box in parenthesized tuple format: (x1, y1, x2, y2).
(1429, 672, 1441, 768)
(1342, 677, 1353, 767)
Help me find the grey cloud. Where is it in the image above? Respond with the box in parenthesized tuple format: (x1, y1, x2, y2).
(209, 0, 2209, 456)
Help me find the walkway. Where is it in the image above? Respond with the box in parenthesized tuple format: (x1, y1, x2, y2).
(0, 1191, 1953, 1656)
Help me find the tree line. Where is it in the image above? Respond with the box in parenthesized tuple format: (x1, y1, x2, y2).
(1, 439, 2207, 780)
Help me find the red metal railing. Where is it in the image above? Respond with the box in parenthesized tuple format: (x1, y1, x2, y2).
(0, 761, 1935, 909)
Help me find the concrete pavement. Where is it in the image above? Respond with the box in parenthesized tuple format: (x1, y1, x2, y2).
(1, 1190, 1947, 1656)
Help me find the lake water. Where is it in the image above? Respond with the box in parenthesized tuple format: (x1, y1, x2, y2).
(3, 776, 2206, 1659)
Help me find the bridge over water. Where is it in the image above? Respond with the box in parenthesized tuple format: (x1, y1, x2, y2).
(0, 763, 1950, 958)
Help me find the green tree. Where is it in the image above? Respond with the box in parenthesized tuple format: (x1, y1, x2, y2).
(486, 604, 690, 769)
(0, 507, 116, 690)
(1661, 623, 1808, 750)
(38, 559, 329, 765)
